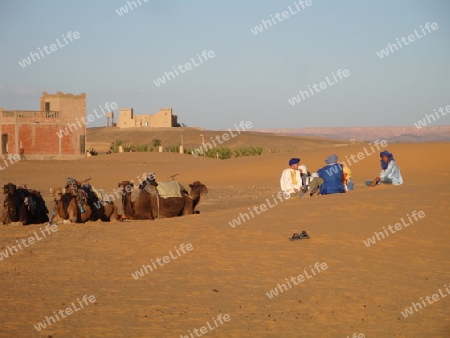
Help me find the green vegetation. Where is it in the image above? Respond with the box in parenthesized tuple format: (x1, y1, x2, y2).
(152, 138, 162, 147)
(203, 147, 233, 159)
(110, 140, 154, 153)
(110, 140, 124, 153)
(164, 144, 180, 153)
(131, 144, 151, 152)
(233, 146, 263, 157)
(109, 140, 263, 159)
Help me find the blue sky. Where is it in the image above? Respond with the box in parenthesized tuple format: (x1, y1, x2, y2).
(0, 0, 449, 129)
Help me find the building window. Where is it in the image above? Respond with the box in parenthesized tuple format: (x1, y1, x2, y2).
(45, 102, 50, 111)
(45, 111, 59, 118)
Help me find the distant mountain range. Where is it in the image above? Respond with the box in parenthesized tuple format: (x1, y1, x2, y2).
(254, 126, 450, 143)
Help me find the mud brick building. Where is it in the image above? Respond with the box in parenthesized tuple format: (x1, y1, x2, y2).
(0, 92, 86, 157)
(117, 107, 178, 128)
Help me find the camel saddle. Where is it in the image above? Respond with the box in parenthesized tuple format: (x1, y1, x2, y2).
(152, 180, 183, 199)
(91, 187, 113, 203)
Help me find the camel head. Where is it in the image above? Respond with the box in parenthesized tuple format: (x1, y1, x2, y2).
(3, 183, 16, 196)
(51, 187, 65, 202)
(118, 181, 134, 195)
(189, 181, 208, 199)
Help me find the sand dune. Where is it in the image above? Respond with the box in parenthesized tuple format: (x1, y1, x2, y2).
(1, 137, 449, 337)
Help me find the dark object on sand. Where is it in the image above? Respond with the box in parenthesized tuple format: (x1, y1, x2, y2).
(289, 231, 310, 241)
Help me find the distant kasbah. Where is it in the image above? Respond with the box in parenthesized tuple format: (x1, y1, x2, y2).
(117, 107, 179, 128)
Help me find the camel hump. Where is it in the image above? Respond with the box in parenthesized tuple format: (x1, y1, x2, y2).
(156, 181, 183, 199)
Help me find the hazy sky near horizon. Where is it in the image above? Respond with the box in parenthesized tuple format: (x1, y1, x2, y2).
(0, 0, 449, 129)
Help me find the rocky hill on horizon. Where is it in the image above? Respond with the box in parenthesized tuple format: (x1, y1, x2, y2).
(254, 126, 450, 143)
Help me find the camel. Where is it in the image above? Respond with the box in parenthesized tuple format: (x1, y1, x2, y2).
(2, 183, 49, 225)
(118, 180, 208, 220)
(16, 187, 49, 225)
(50, 187, 92, 223)
(83, 185, 118, 222)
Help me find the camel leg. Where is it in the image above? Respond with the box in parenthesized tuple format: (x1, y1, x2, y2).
(108, 204, 118, 222)
(182, 196, 194, 216)
(2, 205, 10, 225)
(19, 205, 29, 225)
(52, 214, 63, 224)
(151, 194, 158, 219)
(101, 203, 110, 221)
(123, 197, 138, 220)
(68, 199, 77, 223)
(80, 206, 92, 223)
(81, 206, 92, 223)
(53, 200, 69, 223)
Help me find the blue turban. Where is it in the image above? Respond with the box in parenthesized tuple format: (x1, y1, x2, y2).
(289, 158, 300, 166)
(380, 151, 394, 170)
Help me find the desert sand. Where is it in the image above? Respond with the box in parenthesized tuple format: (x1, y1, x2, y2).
(1, 133, 449, 337)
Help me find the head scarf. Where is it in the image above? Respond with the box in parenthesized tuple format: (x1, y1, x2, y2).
(380, 151, 394, 170)
(325, 154, 338, 164)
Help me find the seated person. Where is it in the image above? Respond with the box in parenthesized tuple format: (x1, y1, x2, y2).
(367, 150, 404, 187)
(341, 162, 353, 191)
(307, 154, 345, 196)
(280, 158, 303, 198)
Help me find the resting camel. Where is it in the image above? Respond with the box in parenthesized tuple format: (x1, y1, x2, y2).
(16, 187, 49, 225)
(50, 187, 92, 223)
(51, 175, 121, 223)
(2, 183, 49, 225)
(118, 180, 208, 220)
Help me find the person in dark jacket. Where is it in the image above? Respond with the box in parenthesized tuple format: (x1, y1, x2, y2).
(307, 154, 345, 196)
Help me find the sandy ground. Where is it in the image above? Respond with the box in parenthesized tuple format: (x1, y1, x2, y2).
(1, 140, 450, 337)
